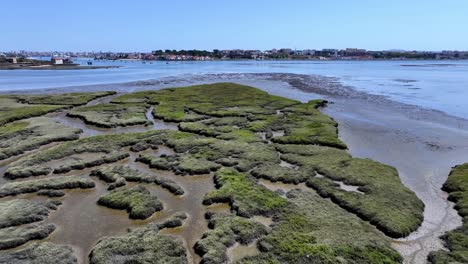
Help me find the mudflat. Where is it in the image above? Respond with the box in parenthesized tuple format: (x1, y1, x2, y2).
(0, 82, 464, 264)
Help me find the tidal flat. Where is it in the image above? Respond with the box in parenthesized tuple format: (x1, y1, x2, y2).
(0, 82, 463, 263)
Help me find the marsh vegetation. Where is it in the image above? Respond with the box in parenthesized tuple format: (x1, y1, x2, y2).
(0, 83, 430, 263)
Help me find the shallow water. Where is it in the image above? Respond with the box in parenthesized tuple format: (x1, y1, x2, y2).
(2, 60, 468, 119)
(333, 180, 364, 194)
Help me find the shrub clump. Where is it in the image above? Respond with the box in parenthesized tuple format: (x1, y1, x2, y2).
(67, 103, 150, 128)
(203, 168, 289, 217)
(137, 153, 221, 175)
(97, 185, 163, 219)
(0, 223, 56, 250)
(0, 199, 61, 228)
(91, 165, 184, 195)
(89, 212, 188, 264)
(277, 144, 424, 238)
(0, 242, 77, 264)
(194, 213, 269, 264)
(0, 176, 95, 198)
(0, 117, 81, 161)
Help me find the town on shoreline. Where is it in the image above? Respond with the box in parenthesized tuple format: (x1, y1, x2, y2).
(2, 48, 468, 62)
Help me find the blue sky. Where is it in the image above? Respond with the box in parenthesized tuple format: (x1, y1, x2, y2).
(1, 0, 467, 51)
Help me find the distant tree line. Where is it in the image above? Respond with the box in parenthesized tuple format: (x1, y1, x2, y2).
(152, 49, 222, 58)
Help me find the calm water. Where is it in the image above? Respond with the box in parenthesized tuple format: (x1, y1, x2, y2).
(1, 59, 468, 119)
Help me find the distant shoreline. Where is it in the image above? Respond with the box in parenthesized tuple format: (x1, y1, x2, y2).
(0, 64, 120, 70)
(0, 65, 120, 71)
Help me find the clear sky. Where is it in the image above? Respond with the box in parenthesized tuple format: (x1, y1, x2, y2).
(1, 0, 467, 52)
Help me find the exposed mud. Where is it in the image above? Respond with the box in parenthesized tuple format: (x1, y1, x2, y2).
(226, 240, 260, 263)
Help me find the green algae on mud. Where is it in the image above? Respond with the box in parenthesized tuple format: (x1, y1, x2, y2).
(0, 83, 425, 263)
(429, 163, 468, 263)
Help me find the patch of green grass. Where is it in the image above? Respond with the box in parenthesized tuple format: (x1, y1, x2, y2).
(0, 242, 77, 264)
(0, 176, 95, 197)
(0, 120, 29, 135)
(0, 96, 67, 126)
(137, 151, 221, 176)
(67, 103, 149, 128)
(194, 213, 268, 264)
(16, 91, 116, 106)
(240, 190, 401, 264)
(0, 223, 56, 250)
(97, 185, 163, 219)
(0, 199, 60, 228)
(278, 144, 424, 238)
(89, 212, 188, 264)
(53, 152, 129, 174)
(92, 165, 184, 195)
(4, 130, 165, 178)
(203, 168, 289, 217)
(0, 118, 81, 160)
(270, 100, 346, 149)
(251, 163, 311, 184)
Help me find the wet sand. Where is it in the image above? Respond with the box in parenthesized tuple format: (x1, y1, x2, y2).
(2, 73, 468, 263)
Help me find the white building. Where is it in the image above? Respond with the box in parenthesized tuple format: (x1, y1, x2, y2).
(51, 57, 64, 64)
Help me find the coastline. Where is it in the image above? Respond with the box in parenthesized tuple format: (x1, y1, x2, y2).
(2, 73, 468, 263)
(0, 65, 120, 70)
